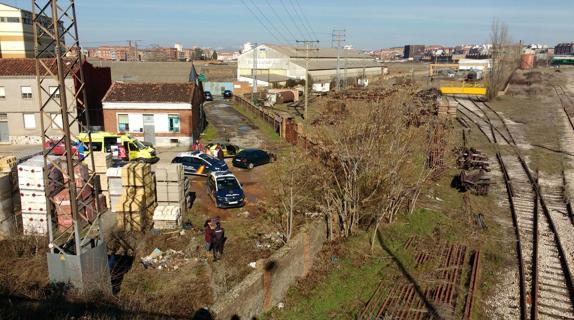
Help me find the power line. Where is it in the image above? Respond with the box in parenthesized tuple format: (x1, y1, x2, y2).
(239, 0, 283, 43)
(291, 0, 318, 41)
(287, 0, 313, 41)
(247, 0, 291, 44)
(264, 0, 297, 42)
(279, 0, 308, 41)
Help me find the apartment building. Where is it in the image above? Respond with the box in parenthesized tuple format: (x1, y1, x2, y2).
(0, 3, 63, 58)
(0, 59, 111, 144)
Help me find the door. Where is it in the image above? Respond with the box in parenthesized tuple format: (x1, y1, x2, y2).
(143, 114, 155, 146)
(226, 145, 237, 156)
(127, 142, 140, 160)
(0, 121, 8, 143)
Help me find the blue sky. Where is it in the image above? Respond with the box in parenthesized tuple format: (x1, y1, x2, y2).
(6, 0, 574, 50)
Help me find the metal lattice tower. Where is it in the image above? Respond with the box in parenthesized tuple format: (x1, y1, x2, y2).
(295, 40, 319, 120)
(331, 29, 345, 91)
(32, 0, 111, 293)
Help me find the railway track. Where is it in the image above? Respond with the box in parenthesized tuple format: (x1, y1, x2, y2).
(456, 97, 574, 319)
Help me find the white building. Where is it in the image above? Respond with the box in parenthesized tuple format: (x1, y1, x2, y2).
(237, 44, 383, 87)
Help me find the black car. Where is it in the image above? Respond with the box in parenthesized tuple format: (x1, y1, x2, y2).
(204, 91, 213, 101)
(223, 90, 233, 99)
(232, 149, 275, 169)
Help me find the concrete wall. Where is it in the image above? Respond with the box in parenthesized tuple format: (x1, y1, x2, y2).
(211, 221, 327, 319)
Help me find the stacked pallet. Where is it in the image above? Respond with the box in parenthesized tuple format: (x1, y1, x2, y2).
(153, 206, 182, 230)
(0, 156, 16, 173)
(116, 163, 156, 232)
(89, 153, 112, 204)
(17, 156, 62, 235)
(107, 167, 123, 211)
(155, 163, 186, 211)
(53, 163, 104, 233)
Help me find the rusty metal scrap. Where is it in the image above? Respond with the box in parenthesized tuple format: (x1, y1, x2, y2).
(455, 147, 490, 171)
(459, 170, 490, 196)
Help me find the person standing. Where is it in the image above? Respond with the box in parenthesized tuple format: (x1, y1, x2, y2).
(216, 144, 224, 160)
(193, 139, 203, 152)
(204, 219, 214, 253)
(212, 221, 225, 261)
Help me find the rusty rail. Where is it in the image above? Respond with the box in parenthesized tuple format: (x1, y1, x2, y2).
(463, 250, 481, 320)
(462, 96, 574, 318)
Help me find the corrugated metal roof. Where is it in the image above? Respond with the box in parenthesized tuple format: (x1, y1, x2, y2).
(87, 59, 193, 83)
(264, 44, 370, 59)
(291, 58, 382, 71)
(103, 82, 195, 103)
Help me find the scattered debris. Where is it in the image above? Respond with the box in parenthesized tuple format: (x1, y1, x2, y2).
(255, 232, 285, 250)
(248, 262, 257, 269)
(141, 248, 190, 270)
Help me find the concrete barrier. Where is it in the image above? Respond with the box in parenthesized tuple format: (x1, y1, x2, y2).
(211, 221, 327, 319)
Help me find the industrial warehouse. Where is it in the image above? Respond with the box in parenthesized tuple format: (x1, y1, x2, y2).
(0, 1, 574, 320)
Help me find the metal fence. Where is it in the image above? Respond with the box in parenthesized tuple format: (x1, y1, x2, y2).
(234, 96, 283, 136)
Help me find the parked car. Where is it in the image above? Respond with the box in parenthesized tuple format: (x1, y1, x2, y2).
(44, 139, 78, 156)
(223, 90, 233, 99)
(205, 142, 242, 158)
(232, 148, 275, 169)
(207, 171, 245, 208)
(172, 151, 228, 176)
(204, 91, 213, 101)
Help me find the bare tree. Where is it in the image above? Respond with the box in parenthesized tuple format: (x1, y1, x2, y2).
(488, 18, 512, 99)
(267, 146, 320, 241)
(311, 93, 434, 245)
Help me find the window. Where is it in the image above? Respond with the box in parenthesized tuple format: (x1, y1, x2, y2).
(168, 114, 180, 133)
(118, 114, 129, 132)
(49, 86, 60, 99)
(23, 114, 36, 129)
(6, 17, 20, 23)
(21, 86, 32, 99)
(50, 113, 63, 129)
(89, 142, 103, 152)
(0, 87, 5, 99)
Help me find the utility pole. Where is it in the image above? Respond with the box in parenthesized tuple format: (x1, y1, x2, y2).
(33, 0, 110, 294)
(251, 43, 258, 103)
(332, 30, 345, 91)
(296, 40, 319, 120)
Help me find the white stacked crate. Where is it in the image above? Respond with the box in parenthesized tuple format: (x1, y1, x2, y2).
(154, 163, 185, 212)
(106, 167, 123, 212)
(17, 156, 62, 235)
(152, 206, 182, 230)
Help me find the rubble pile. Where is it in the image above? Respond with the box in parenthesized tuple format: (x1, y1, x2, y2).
(255, 232, 286, 250)
(141, 248, 191, 271)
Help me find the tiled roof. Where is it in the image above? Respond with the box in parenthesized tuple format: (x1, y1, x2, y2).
(0, 58, 79, 76)
(103, 82, 194, 103)
(86, 59, 194, 83)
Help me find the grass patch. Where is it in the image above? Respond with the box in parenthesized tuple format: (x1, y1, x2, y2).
(266, 209, 458, 320)
(264, 161, 513, 319)
(200, 123, 220, 141)
(232, 103, 281, 142)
